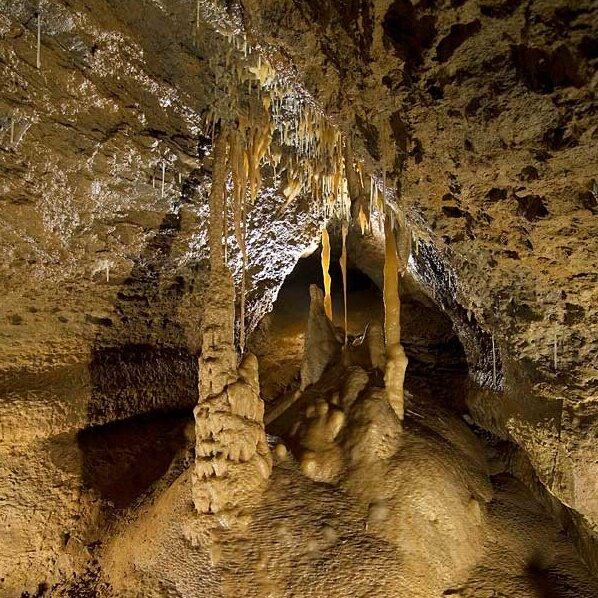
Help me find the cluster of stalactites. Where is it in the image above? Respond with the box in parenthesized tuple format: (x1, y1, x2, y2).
(203, 25, 367, 225)
(202, 25, 404, 363)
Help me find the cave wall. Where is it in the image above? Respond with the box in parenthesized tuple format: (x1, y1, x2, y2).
(0, 3, 322, 589)
(1, 0, 321, 441)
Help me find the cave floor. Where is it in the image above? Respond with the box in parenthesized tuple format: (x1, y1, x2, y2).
(94, 379, 598, 597)
(2, 261, 596, 596)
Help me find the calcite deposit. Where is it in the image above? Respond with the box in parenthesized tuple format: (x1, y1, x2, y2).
(0, 0, 596, 595)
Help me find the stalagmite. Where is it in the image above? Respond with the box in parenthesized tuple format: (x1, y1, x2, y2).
(367, 322, 386, 371)
(340, 221, 348, 346)
(383, 214, 408, 422)
(321, 226, 333, 321)
(193, 128, 271, 519)
(358, 207, 368, 235)
(300, 285, 342, 390)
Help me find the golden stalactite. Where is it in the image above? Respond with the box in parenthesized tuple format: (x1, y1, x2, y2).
(321, 225, 333, 322)
(383, 213, 408, 422)
(208, 126, 230, 272)
(340, 220, 349, 346)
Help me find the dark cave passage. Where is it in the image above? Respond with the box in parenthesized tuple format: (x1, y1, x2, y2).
(250, 246, 469, 411)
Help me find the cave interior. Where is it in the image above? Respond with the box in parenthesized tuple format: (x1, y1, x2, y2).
(0, 0, 597, 596)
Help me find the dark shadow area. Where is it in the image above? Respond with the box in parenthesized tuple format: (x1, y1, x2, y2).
(77, 410, 191, 508)
(88, 206, 201, 427)
(525, 559, 570, 598)
(252, 246, 469, 410)
(83, 178, 206, 510)
(288, 248, 468, 377)
(383, 0, 437, 71)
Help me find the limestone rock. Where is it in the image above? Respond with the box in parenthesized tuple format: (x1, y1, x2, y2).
(299, 285, 342, 390)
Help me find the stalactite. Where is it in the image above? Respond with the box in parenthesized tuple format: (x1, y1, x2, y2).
(321, 225, 333, 321)
(383, 213, 407, 422)
(239, 204, 247, 350)
(223, 187, 228, 266)
(199, 25, 403, 357)
(198, 20, 392, 232)
(161, 161, 166, 198)
(36, 2, 41, 70)
(340, 221, 348, 346)
(344, 142, 369, 234)
(383, 215, 400, 348)
(492, 334, 497, 386)
(378, 173, 385, 231)
(229, 125, 249, 350)
(206, 129, 230, 287)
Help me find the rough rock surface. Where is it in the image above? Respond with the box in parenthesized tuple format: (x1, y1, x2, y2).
(237, 0, 598, 553)
(1, 0, 320, 425)
(0, 0, 597, 593)
(1, 2, 318, 591)
(98, 302, 597, 597)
